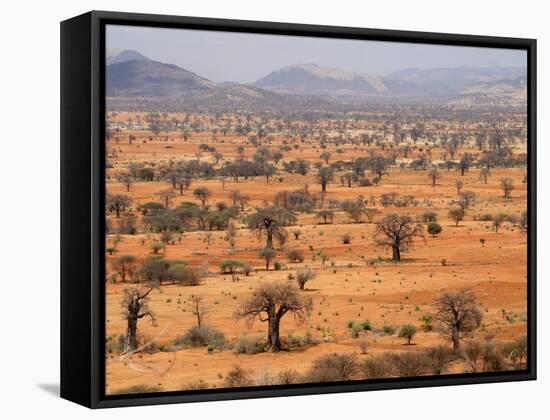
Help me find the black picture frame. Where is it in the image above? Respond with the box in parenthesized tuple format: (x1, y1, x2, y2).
(61, 10, 537, 409)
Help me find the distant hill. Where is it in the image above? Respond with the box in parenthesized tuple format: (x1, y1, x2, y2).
(253, 63, 390, 95)
(386, 66, 526, 95)
(106, 54, 215, 97)
(105, 50, 526, 110)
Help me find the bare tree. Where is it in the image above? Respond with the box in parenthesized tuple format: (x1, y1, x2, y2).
(500, 177, 514, 198)
(434, 290, 482, 353)
(121, 286, 157, 352)
(117, 172, 134, 192)
(374, 214, 424, 261)
(258, 248, 277, 270)
(455, 179, 464, 193)
(479, 168, 490, 184)
(188, 295, 208, 329)
(428, 168, 441, 186)
(235, 281, 312, 352)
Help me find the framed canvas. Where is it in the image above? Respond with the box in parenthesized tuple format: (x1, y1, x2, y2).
(60, 10, 536, 408)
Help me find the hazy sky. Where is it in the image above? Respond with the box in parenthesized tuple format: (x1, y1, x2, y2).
(106, 24, 527, 83)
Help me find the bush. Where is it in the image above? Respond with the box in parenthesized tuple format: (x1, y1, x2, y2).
(277, 368, 301, 384)
(341, 234, 352, 244)
(150, 241, 164, 254)
(233, 335, 264, 354)
(274, 261, 283, 270)
(296, 267, 316, 289)
(167, 264, 201, 286)
(305, 353, 359, 382)
(421, 211, 438, 222)
(389, 352, 431, 377)
(358, 178, 372, 187)
(224, 365, 253, 387)
(418, 314, 433, 332)
(286, 248, 305, 263)
(427, 222, 442, 236)
(174, 326, 225, 349)
(361, 354, 393, 379)
(424, 345, 453, 374)
(381, 324, 396, 335)
(358, 339, 369, 354)
(184, 380, 209, 390)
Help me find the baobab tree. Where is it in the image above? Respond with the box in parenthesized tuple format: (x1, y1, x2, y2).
(374, 214, 424, 261)
(235, 281, 312, 352)
(246, 206, 296, 249)
(121, 286, 157, 352)
(434, 290, 483, 353)
(316, 166, 335, 202)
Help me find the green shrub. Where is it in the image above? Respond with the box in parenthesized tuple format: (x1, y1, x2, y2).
(173, 326, 225, 349)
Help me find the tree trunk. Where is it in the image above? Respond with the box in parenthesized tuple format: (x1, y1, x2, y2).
(267, 316, 281, 352)
(125, 316, 138, 352)
(452, 326, 460, 353)
(392, 245, 401, 261)
(266, 231, 273, 249)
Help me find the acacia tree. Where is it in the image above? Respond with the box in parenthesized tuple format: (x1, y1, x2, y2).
(246, 206, 295, 249)
(235, 281, 313, 352)
(374, 214, 424, 261)
(193, 187, 212, 208)
(117, 172, 134, 192)
(479, 168, 491, 184)
(258, 248, 277, 270)
(112, 255, 137, 283)
(107, 194, 132, 218)
(434, 290, 483, 353)
(157, 189, 176, 208)
(121, 286, 157, 352)
(449, 207, 466, 226)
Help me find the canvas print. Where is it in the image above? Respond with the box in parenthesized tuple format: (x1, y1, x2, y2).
(104, 25, 528, 395)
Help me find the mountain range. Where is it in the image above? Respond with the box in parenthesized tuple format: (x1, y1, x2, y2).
(106, 49, 527, 110)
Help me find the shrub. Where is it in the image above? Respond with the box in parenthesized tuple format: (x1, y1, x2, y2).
(398, 324, 417, 345)
(286, 248, 305, 263)
(358, 339, 369, 354)
(341, 234, 352, 244)
(224, 365, 253, 387)
(421, 211, 438, 222)
(381, 325, 396, 335)
(233, 335, 264, 354)
(173, 326, 225, 349)
(358, 178, 372, 187)
(277, 368, 301, 385)
(418, 314, 433, 332)
(296, 267, 316, 289)
(361, 354, 393, 379)
(167, 264, 201, 286)
(389, 352, 431, 377)
(305, 353, 359, 382)
(424, 345, 453, 374)
(150, 241, 164, 254)
(274, 261, 283, 270)
(293, 229, 302, 240)
(427, 222, 442, 236)
(184, 380, 209, 390)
